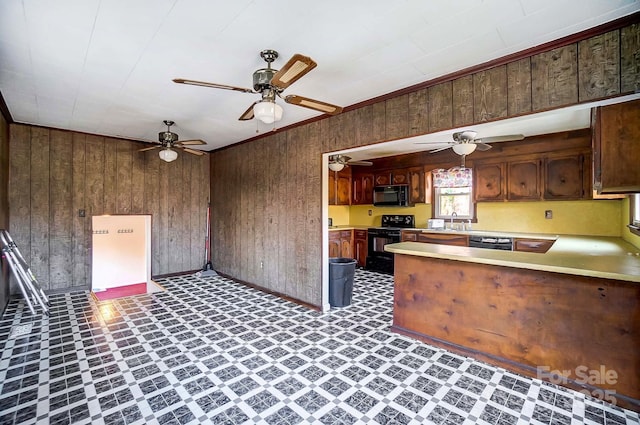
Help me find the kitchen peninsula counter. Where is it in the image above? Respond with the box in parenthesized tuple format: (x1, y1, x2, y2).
(385, 234, 640, 411)
(385, 234, 640, 283)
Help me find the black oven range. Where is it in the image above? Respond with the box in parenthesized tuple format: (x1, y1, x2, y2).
(365, 214, 415, 274)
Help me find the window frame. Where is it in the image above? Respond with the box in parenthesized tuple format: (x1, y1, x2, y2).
(629, 193, 640, 237)
(434, 186, 475, 221)
(430, 167, 477, 222)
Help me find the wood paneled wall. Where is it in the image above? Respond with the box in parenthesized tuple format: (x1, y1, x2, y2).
(8, 124, 210, 293)
(210, 20, 640, 307)
(0, 111, 9, 313)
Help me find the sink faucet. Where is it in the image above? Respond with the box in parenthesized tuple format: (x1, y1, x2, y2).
(450, 211, 457, 229)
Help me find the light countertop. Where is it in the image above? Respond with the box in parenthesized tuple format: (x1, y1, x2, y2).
(385, 235, 640, 283)
(404, 228, 560, 240)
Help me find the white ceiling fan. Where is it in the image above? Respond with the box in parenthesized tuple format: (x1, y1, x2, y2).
(173, 49, 343, 125)
(328, 154, 373, 171)
(418, 130, 525, 156)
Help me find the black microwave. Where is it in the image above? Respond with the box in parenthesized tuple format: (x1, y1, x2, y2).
(373, 185, 412, 206)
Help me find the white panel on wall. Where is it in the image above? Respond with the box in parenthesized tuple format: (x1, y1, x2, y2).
(91, 215, 151, 291)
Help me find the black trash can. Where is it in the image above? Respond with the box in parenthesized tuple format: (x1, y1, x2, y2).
(329, 258, 357, 307)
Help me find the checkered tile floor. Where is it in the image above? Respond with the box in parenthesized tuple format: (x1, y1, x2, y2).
(1, 269, 638, 424)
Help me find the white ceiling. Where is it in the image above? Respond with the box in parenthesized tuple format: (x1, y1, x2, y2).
(0, 0, 638, 152)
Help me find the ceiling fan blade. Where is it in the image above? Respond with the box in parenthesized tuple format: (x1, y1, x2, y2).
(239, 101, 258, 121)
(180, 147, 205, 156)
(270, 54, 317, 90)
(138, 145, 161, 152)
(348, 160, 373, 166)
(429, 146, 451, 153)
(173, 78, 254, 93)
(177, 139, 205, 146)
(478, 134, 524, 143)
(475, 142, 493, 151)
(284, 95, 342, 115)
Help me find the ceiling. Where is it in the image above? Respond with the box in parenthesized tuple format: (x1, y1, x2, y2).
(0, 0, 638, 153)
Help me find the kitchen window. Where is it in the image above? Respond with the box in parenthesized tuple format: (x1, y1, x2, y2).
(432, 167, 475, 220)
(630, 193, 640, 236)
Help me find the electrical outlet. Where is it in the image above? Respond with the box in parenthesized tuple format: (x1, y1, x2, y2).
(260, 261, 264, 269)
(545, 210, 553, 219)
(368, 209, 372, 216)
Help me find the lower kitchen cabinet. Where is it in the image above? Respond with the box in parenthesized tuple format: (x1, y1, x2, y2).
(329, 230, 353, 258)
(354, 229, 367, 267)
(514, 238, 555, 253)
(402, 230, 469, 246)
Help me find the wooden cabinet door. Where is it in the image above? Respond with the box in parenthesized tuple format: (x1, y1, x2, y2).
(328, 171, 336, 205)
(352, 173, 374, 205)
(417, 233, 469, 246)
(329, 231, 341, 257)
(408, 167, 425, 204)
(593, 99, 640, 194)
(362, 173, 374, 204)
(544, 155, 584, 199)
(507, 160, 541, 200)
(474, 163, 506, 201)
(354, 229, 368, 267)
(336, 169, 351, 205)
(352, 174, 363, 204)
(375, 172, 391, 186)
(392, 169, 409, 185)
(401, 231, 418, 242)
(340, 230, 353, 258)
(514, 238, 555, 253)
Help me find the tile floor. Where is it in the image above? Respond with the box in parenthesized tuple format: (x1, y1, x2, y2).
(0, 269, 638, 425)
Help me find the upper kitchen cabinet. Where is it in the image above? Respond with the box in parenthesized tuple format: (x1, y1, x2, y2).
(593, 99, 640, 194)
(543, 153, 587, 200)
(408, 167, 426, 204)
(507, 159, 542, 201)
(374, 171, 391, 186)
(352, 171, 374, 205)
(329, 167, 351, 205)
(474, 162, 506, 201)
(392, 169, 409, 185)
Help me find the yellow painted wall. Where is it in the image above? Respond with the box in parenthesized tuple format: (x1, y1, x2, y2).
(349, 204, 432, 227)
(475, 200, 623, 236)
(347, 199, 628, 238)
(328, 205, 351, 226)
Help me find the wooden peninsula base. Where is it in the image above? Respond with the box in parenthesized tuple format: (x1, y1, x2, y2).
(391, 253, 640, 412)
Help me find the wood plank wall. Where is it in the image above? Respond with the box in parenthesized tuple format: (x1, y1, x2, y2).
(8, 124, 210, 293)
(210, 21, 640, 307)
(0, 111, 9, 313)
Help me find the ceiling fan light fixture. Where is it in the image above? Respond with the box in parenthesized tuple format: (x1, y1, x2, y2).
(328, 162, 345, 172)
(159, 148, 178, 162)
(452, 143, 477, 156)
(253, 100, 283, 124)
